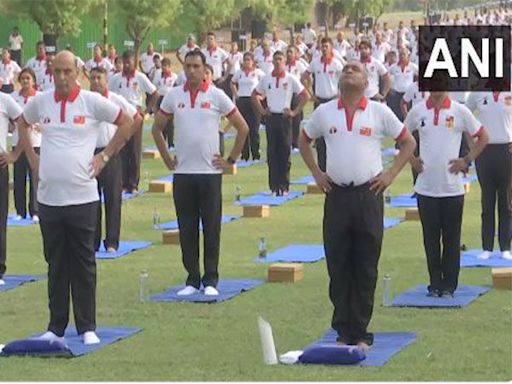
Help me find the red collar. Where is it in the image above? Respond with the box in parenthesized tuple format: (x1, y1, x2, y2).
(321, 54, 333, 64)
(2, 59, 10, 65)
(207, 45, 218, 53)
(122, 70, 136, 78)
(101, 88, 109, 98)
(20, 88, 36, 98)
(36, 54, 46, 61)
(399, 60, 410, 70)
(108, 54, 117, 60)
(147, 50, 154, 55)
(184, 80, 209, 93)
(287, 59, 297, 66)
(337, 96, 368, 111)
(162, 69, 173, 78)
(94, 55, 102, 64)
(243, 66, 254, 76)
(426, 96, 451, 110)
(360, 56, 371, 64)
(54, 85, 80, 103)
(271, 70, 286, 78)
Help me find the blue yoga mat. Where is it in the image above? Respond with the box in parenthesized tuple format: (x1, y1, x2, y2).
(157, 174, 174, 183)
(237, 191, 304, 206)
(392, 284, 491, 308)
(461, 249, 512, 268)
(255, 244, 325, 263)
(150, 278, 264, 303)
(384, 217, 404, 229)
(156, 214, 240, 231)
(100, 191, 144, 203)
(0, 275, 44, 292)
(388, 194, 417, 208)
(301, 329, 416, 366)
(462, 174, 478, 183)
(7, 214, 35, 227)
(236, 159, 264, 168)
(96, 241, 152, 259)
(382, 147, 398, 157)
(291, 175, 315, 185)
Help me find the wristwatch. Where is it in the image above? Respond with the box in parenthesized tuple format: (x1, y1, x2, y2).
(100, 152, 110, 163)
(226, 156, 236, 165)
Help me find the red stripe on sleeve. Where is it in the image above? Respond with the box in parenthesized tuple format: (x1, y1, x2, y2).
(302, 128, 313, 143)
(225, 107, 238, 118)
(113, 108, 124, 125)
(394, 126, 408, 142)
(472, 125, 484, 138)
(159, 108, 172, 116)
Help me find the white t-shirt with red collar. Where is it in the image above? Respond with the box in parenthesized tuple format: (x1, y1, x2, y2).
(25, 55, 47, 85)
(253, 70, 306, 113)
(38, 70, 55, 92)
(270, 39, 288, 52)
(0, 60, 21, 85)
(108, 70, 157, 108)
(228, 51, 244, 75)
(153, 70, 178, 97)
(360, 56, 387, 98)
(85, 57, 113, 72)
(404, 96, 483, 197)
(140, 51, 157, 74)
(372, 41, 392, 63)
(201, 47, 229, 81)
(231, 68, 265, 97)
(96, 91, 138, 148)
(466, 91, 512, 144)
(11, 89, 41, 147)
(402, 81, 429, 106)
(255, 50, 275, 76)
(159, 81, 236, 174)
(306, 56, 344, 99)
(22, 86, 123, 206)
(0, 91, 22, 153)
(286, 59, 308, 79)
(178, 43, 199, 58)
(389, 61, 418, 93)
(303, 97, 405, 186)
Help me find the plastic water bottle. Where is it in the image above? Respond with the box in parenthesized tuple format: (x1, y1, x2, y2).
(382, 274, 392, 307)
(139, 269, 149, 303)
(235, 185, 242, 202)
(258, 237, 267, 258)
(152, 208, 160, 229)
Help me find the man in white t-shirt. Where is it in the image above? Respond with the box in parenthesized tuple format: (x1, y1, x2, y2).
(153, 57, 178, 148)
(0, 48, 21, 93)
(358, 40, 390, 102)
(84, 44, 113, 78)
(286, 45, 308, 151)
(16, 50, 135, 345)
(299, 60, 416, 351)
(0, 91, 23, 286)
(176, 34, 199, 67)
(89, 66, 141, 253)
(139, 42, 156, 76)
(303, 22, 317, 48)
(8, 26, 23, 66)
(405, 90, 489, 296)
(387, 47, 418, 121)
(201, 32, 231, 86)
(25, 42, 47, 87)
(152, 49, 248, 296)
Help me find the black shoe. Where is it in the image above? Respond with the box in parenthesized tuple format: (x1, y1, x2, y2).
(440, 290, 454, 298)
(426, 288, 441, 297)
(253, 155, 261, 161)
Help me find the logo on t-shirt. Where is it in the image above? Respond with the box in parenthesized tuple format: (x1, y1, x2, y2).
(359, 127, 373, 136)
(329, 126, 337, 134)
(200, 101, 211, 109)
(178, 102, 185, 109)
(43, 116, 51, 124)
(73, 115, 86, 124)
(445, 115, 455, 128)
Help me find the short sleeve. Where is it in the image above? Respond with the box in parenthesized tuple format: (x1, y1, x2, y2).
(3, 94, 22, 121)
(465, 92, 477, 111)
(231, 71, 240, 84)
(302, 106, 325, 140)
(403, 84, 414, 103)
(220, 49, 229, 62)
(116, 94, 138, 118)
(254, 78, 266, 96)
(291, 74, 305, 95)
(104, 60, 113, 72)
(159, 90, 175, 115)
(139, 73, 157, 94)
(460, 104, 483, 136)
(380, 104, 406, 139)
(376, 60, 387, 76)
(84, 60, 92, 71)
(13, 62, 21, 73)
(215, 88, 236, 116)
(403, 104, 419, 132)
(90, 93, 122, 124)
(22, 94, 40, 124)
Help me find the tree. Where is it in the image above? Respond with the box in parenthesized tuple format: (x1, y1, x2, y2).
(323, 0, 391, 29)
(0, 0, 99, 45)
(110, 0, 181, 63)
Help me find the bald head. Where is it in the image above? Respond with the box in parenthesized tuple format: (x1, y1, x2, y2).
(53, 50, 79, 97)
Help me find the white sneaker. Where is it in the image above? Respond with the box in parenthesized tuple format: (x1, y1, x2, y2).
(501, 251, 512, 260)
(13, 215, 23, 221)
(38, 331, 65, 343)
(83, 331, 100, 345)
(204, 286, 219, 296)
(477, 250, 492, 260)
(177, 285, 199, 296)
(0, 278, 5, 285)
(32, 215, 40, 223)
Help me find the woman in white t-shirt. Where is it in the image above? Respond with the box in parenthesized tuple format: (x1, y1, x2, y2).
(11, 67, 41, 222)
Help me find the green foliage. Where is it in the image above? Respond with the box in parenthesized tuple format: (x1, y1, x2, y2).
(176, 0, 236, 38)
(239, 0, 314, 26)
(0, 0, 99, 37)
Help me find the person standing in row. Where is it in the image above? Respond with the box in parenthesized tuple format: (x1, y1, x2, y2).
(405, 91, 489, 296)
(358, 40, 390, 102)
(231, 52, 265, 161)
(38, 53, 55, 92)
(18, 50, 135, 345)
(153, 57, 178, 149)
(25, 41, 47, 86)
(176, 34, 199, 67)
(0, 48, 21, 94)
(10, 68, 40, 223)
(8, 26, 23, 66)
(201, 33, 231, 88)
(139, 43, 156, 78)
(387, 47, 418, 121)
(89, 66, 141, 253)
(252, 51, 310, 195)
(84, 44, 113, 78)
(302, 37, 344, 172)
(299, 61, 416, 351)
(152, 50, 248, 296)
(0, 90, 23, 286)
(109, 50, 158, 193)
(466, 89, 512, 260)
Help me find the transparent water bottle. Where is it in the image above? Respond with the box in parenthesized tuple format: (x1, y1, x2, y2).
(139, 269, 149, 303)
(382, 274, 392, 307)
(258, 237, 267, 258)
(152, 208, 160, 229)
(235, 185, 242, 202)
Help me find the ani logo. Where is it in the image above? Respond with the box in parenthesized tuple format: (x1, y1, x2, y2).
(329, 126, 337, 134)
(43, 116, 51, 124)
(178, 102, 185, 109)
(505, 95, 512, 106)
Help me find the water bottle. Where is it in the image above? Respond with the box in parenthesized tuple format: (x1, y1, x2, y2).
(258, 237, 267, 258)
(153, 208, 160, 229)
(384, 188, 391, 204)
(382, 274, 392, 307)
(139, 269, 149, 303)
(235, 185, 242, 202)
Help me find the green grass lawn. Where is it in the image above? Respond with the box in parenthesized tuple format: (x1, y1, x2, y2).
(0, 110, 511, 381)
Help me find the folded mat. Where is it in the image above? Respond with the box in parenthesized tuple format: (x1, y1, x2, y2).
(392, 284, 491, 308)
(300, 329, 416, 366)
(7, 214, 34, 227)
(237, 191, 304, 206)
(156, 215, 240, 231)
(255, 244, 325, 263)
(96, 241, 152, 259)
(0, 275, 44, 292)
(149, 278, 263, 303)
(388, 194, 417, 208)
(0, 327, 142, 357)
(461, 249, 512, 268)
(384, 217, 404, 229)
